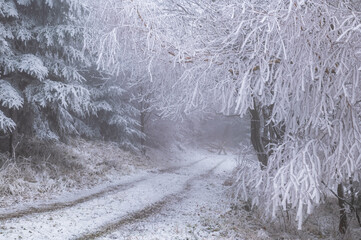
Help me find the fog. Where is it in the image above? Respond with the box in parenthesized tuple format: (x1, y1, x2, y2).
(145, 113, 250, 153)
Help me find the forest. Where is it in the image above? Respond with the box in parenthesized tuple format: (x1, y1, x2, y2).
(1, 0, 361, 239)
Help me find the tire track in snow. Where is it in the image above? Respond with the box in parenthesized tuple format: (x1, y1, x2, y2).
(74, 159, 226, 240)
(0, 156, 207, 221)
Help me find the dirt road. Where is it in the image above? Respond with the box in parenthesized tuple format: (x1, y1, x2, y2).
(0, 151, 238, 240)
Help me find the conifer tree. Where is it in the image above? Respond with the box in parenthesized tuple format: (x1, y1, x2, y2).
(0, 0, 143, 152)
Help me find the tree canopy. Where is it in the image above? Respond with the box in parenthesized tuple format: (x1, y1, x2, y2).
(84, 0, 361, 229)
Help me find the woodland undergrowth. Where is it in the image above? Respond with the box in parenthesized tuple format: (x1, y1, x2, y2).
(0, 138, 146, 208)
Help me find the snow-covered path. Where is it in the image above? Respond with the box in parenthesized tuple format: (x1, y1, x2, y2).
(0, 151, 238, 240)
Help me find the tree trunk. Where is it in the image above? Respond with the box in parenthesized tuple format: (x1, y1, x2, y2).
(9, 109, 14, 157)
(337, 183, 348, 234)
(140, 110, 145, 147)
(249, 107, 268, 169)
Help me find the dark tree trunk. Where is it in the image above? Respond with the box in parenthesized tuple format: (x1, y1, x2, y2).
(337, 183, 348, 234)
(249, 106, 268, 169)
(140, 110, 145, 147)
(138, 86, 147, 151)
(9, 109, 14, 157)
(350, 178, 355, 207)
(9, 133, 13, 157)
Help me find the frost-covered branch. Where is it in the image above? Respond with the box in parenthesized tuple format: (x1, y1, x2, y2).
(84, 0, 361, 229)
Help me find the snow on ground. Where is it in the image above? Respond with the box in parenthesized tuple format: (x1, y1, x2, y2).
(101, 154, 245, 240)
(0, 139, 149, 209)
(0, 148, 255, 240)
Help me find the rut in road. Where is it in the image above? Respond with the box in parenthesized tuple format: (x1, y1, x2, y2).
(0, 157, 208, 221)
(75, 159, 226, 240)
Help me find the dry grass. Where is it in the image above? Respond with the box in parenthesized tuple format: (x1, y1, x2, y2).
(0, 138, 149, 208)
(222, 195, 361, 240)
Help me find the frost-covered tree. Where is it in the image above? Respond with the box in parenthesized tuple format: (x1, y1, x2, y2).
(0, 0, 91, 144)
(82, 0, 194, 114)
(0, 0, 143, 152)
(85, 70, 144, 151)
(85, 0, 361, 231)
